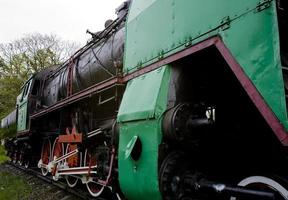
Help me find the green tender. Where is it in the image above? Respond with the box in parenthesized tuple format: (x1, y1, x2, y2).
(119, 0, 287, 199)
(124, 0, 287, 129)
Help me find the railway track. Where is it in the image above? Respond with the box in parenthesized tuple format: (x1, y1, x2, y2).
(0, 162, 107, 200)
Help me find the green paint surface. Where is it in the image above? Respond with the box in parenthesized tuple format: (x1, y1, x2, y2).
(220, 2, 288, 129)
(17, 97, 28, 132)
(118, 120, 162, 200)
(124, 0, 261, 73)
(124, 0, 288, 130)
(118, 66, 170, 200)
(118, 66, 170, 122)
(17, 79, 32, 132)
(120, 1, 288, 198)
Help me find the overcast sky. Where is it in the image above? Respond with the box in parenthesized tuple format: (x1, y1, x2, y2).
(0, 0, 124, 45)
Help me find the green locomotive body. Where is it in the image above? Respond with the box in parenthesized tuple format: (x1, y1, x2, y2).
(1, 0, 288, 199)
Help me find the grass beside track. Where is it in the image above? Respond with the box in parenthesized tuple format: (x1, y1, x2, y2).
(0, 145, 9, 164)
(0, 170, 32, 200)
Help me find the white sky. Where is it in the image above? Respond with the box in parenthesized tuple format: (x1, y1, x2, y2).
(0, 0, 125, 45)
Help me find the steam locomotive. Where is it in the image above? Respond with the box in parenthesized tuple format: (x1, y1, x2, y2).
(1, 0, 288, 199)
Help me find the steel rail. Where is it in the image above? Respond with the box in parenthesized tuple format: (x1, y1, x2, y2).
(6, 162, 108, 200)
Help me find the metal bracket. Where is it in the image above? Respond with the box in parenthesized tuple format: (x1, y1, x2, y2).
(220, 16, 231, 31)
(256, 0, 272, 12)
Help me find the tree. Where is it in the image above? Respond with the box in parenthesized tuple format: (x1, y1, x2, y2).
(0, 33, 80, 139)
(0, 33, 80, 78)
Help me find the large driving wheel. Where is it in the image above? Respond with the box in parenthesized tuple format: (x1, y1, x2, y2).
(84, 149, 105, 197)
(65, 144, 81, 187)
(230, 176, 288, 200)
(51, 137, 64, 177)
(159, 151, 194, 200)
(41, 139, 51, 176)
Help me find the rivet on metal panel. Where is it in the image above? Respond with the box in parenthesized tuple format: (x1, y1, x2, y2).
(185, 41, 192, 47)
(220, 16, 231, 31)
(171, 0, 175, 6)
(172, 13, 175, 20)
(137, 61, 143, 68)
(256, 0, 272, 12)
(158, 50, 165, 60)
(185, 37, 193, 47)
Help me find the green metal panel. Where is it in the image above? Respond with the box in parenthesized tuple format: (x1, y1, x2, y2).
(221, 2, 288, 129)
(124, 0, 288, 129)
(118, 65, 171, 200)
(118, 120, 162, 200)
(124, 0, 261, 73)
(17, 79, 32, 132)
(118, 65, 170, 122)
(17, 101, 27, 132)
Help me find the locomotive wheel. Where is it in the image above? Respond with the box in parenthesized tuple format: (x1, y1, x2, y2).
(18, 145, 27, 166)
(12, 151, 18, 164)
(65, 144, 81, 188)
(86, 182, 105, 197)
(66, 175, 78, 188)
(18, 154, 23, 166)
(159, 151, 194, 200)
(52, 138, 64, 162)
(230, 176, 288, 200)
(51, 137, 64, 175)
(41, 139, 51, 176)
(24, 160, 30, 169)
(84, 149, 105, 197)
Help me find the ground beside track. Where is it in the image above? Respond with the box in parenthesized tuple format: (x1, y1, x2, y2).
(0, 163, 82, 200)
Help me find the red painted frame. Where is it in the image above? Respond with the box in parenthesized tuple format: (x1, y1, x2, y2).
(25, 36, 288, 146)
(30, 77, 124, 119)
(58, 134, 82, 143)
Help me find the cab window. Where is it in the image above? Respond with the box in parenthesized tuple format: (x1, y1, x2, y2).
(21, 81, 31, 101)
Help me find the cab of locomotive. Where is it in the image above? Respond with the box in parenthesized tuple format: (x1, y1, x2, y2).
(16, 75, 35, 132)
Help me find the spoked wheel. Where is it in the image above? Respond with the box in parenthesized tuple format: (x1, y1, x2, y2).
(159, 151, 195, 200)
(84, 149, 105, 197)
(52, 138, 64, 162)
(66, 175, 78, 188)
(86, 182, 105, 197)
(51, 138, 64, 176)
(41, 139, 51, 176)
(24, 160, 30, 169)
(65, 144, 81, 187)
(12, 151, 18, 164)
(18, 153, 23, 166)
(230, 176, 288, 200)
(23, 145, 31, 169)
(18, 145, 27, 166)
